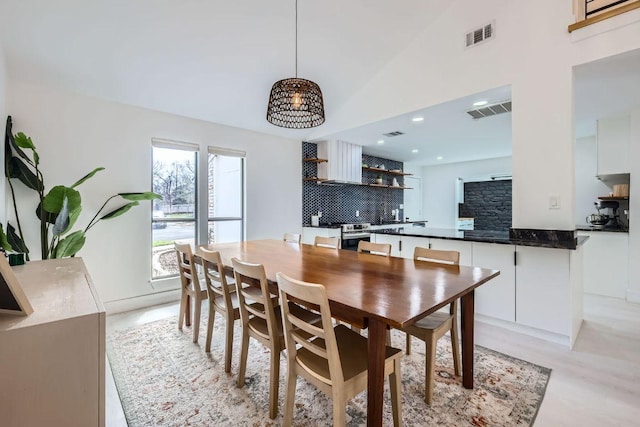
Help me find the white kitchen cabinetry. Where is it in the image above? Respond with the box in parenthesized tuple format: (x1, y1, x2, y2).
(0, 258, 105, 426)
(597, 115, 630, 175)
(372, 234, 430, 259)
(301, 227, 340, 245)
(428, 238, 473, 266)
(578, 231, 628, 298)
(472, 243, 516, 322)
(317, 140, 363, 183)
(515, 246, 571, 336)
(372, 233, 403, 257)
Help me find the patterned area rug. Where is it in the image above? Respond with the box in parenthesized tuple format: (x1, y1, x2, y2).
(107, 315, 550, 426)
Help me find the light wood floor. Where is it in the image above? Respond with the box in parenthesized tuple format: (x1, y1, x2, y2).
(106, 294, 640, 426)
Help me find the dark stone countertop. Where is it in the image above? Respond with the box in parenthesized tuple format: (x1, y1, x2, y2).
(371, 227, 589, 250)
(575, 225, 628, 233)
(302, 220, 429, 229)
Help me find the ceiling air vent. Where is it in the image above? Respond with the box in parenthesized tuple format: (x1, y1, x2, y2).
(383, 131, 405, 137)
(466, 100, 511, 120)
(465, 21, 494, 48)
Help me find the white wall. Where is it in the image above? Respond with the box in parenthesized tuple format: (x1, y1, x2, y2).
(312, 0, 640, 232)
(574, 136, 610, 224)
(6, 81, 301, 303)
(422, 157, 512, 229)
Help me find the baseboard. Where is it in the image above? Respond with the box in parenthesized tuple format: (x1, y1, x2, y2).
(104, 289, 181, 315)
(626, 289, 640, 303)
(476, 314, 570, 347)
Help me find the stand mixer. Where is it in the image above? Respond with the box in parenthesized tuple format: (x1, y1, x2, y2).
(586, 201, 622, 229)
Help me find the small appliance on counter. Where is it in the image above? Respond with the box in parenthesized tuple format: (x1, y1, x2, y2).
(586, 201, 626, 230)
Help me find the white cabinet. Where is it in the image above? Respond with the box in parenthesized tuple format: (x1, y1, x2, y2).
(428, 238, 473, 266)
(372, 233, 403, 257)
(0, 258, 105, 427)
(473, 243, 516, 322)
(515, 246, 571, 336)
(597, 115, 630, 175)
(371, 234, 430, 259)
(579, 231, 628, 298)
(317, 140, 363, 183)
(301, 227, 340, 245)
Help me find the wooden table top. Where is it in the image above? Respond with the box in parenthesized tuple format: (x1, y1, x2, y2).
(202, 240, 500, 328)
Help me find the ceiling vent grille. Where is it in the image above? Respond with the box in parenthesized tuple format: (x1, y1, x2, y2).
(465, 21, 494, 48)
(466, 100, 511, 120)
(383, 131, 405, 137)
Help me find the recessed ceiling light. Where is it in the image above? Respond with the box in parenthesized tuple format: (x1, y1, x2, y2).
(473, 100, 488, 107)
(411, 149, 419, 153)
(437, 156, 443, 160)
(411, 117, 424, 122)
(377, 140, 384, 144)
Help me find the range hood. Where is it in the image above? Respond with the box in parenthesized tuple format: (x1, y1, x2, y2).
(317, 140, 363, 184)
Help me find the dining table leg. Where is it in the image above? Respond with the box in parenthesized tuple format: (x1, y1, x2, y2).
(460, 289, 475, 389)
(367, 317, 386, 427)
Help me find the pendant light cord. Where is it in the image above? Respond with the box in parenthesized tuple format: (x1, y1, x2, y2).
(295, 0, 298, 78)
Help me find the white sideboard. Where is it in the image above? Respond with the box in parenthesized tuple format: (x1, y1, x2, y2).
(0, 258, 105, 427)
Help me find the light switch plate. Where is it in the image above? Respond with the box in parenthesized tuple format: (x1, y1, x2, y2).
(549, 194, 560, 209)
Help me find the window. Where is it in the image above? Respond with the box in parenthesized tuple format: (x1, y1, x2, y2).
(151, 140, 245, 280)
(207, 147, 245, 244)
(152, 140, 198, 278)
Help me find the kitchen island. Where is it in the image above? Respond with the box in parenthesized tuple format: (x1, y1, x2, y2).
(371, 226, 586, 348)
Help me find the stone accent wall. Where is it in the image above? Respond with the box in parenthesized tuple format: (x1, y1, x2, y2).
(302, 142, 404, 225)
(459, 180, 512, 231)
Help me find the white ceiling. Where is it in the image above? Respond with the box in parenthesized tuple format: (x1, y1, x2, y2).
(1, 2, 639, 167)
(0, 0, 450, 139)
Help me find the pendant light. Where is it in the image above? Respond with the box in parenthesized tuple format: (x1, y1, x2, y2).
(266, 0, 325, 129)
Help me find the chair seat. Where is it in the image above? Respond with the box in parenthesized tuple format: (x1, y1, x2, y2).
(297, 325, 402, 384)
(212, 293, 242, 313)
(408, 311, 453, 332)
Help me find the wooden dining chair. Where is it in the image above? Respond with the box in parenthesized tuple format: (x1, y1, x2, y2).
(403, 246, 461, 405)
(198, 248, 241, 373)
(276, 272, 402, 427)
(231, 257, 320, 419)
(314, 236, 340, 249)
(283, 232, 301, 243)
(175, 242, 208, 343)
(357, 241, 391, 256)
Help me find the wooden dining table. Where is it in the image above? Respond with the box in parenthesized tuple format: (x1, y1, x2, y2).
(198, 239, 499, 427)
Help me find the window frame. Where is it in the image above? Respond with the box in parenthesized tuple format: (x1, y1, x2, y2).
(150, 139, 246, 283)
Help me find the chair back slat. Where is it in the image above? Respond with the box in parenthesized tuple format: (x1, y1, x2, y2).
(277, 272, 344, 385)
(175, 242, 200, 290)
(314, 236, 340, 249)
(198, 248, 232, 306)
(414, 247, 460, 265)
(414, 246, 460, 315)
(232, 258, 278, 341)
(357, 241, 391, 256)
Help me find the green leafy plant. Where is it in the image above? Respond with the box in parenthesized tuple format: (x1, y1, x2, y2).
(2, 116, 161, 260)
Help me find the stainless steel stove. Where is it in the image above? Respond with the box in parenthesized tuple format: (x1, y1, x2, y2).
(341, 223, 371, 250)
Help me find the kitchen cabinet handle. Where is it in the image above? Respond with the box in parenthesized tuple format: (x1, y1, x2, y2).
(399, 240, 402, 252)
(514, 251, 517, 266)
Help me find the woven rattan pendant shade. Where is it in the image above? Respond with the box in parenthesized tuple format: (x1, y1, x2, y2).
(267, 78, 324, 128)
(266, 0, 325, 129)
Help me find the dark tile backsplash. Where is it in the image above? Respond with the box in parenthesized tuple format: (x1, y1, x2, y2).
(459, 180, 512, 231)
(302, 142, 404, 225)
